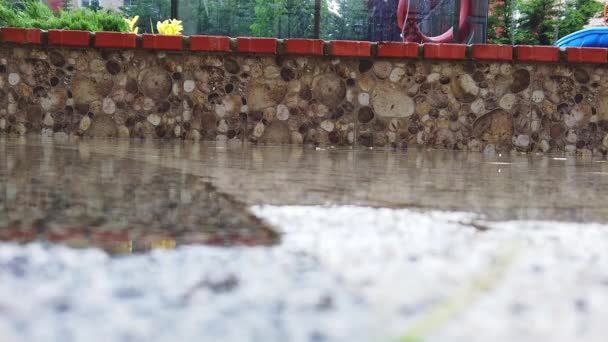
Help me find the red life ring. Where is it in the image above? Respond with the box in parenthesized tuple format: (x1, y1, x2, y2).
(397, 0, 472, 43)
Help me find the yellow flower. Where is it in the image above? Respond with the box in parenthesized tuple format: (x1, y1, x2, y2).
(156, 19, 183, 35)
(124, 16, 139, 34)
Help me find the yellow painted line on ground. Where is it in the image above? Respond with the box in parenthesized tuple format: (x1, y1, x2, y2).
(392, 240, 525, 342)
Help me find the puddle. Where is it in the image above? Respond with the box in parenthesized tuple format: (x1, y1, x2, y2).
(3, 136, 608, 254)
(0, 140, 278, 254)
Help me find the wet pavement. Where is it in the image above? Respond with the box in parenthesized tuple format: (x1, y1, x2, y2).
(1, 136, 608, 341)
(0, 137, 278, 253)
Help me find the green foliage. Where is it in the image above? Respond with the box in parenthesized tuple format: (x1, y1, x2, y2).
(250, 0, 286, 37)
(487, 0, 602, 45)
(121, 0, 170, 33)
(558, 0, 603, 38)
(487, 0, 515, 44)
(0, 0, 128, 32)
(516, 0, 558, 45)
(321, 0, 369, 40)
(178, 0, 251, 36)
(179, 0, 370, 40)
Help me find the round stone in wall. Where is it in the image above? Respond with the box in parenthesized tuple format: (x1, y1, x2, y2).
(8, 73, 20, 86)
(471, 98, 485, 115)
(147, 113, 161, 126)
(499, 93, 517, 111)
(357, 106, 374, 123)
(358, 92, 370, 106)
(358, 74, 375, 92)
(48, 51, 65, 67)
(102, 97, 116, 114)
(371, 84, 414, 118)
(514, 134, 530, 148)
(138, 67, 172, 99)
(312, 74, 346, 108)
(247, 81, 288, 111)
(40, 88, 68, 112)
(183, 80, 195, 93)
(86, 115, 117, 137)
(79, 116, 91, 131)
(105, 60, 122, 75)
(573, 68, 589, 84)
(72, 76, 113, 106)
(224, 58, 240, 74)
(261, 121, 290, 144)
(451, 74, 479, 103)
(510, 69, 530, 93)
(472, 109, 513, 146)
(532, 90, 545, 103)
(320, 120, 334, 132)
(373, 61, 392, 79)
(276, 104, 290, 121)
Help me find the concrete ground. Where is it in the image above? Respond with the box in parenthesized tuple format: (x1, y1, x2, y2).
(1, 137, 608, 341)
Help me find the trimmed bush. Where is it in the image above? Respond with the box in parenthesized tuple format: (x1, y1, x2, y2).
(0, 0, 128, 32)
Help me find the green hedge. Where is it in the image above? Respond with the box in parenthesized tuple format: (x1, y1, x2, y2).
(0, 0, 128, 32)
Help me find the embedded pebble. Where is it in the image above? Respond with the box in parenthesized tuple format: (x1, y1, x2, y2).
(321, 120, 334, 132)
(43, 113, 54, 127)
(427, 73, 441, 83)
(117, 125, 130, 138)
(483, 144, 496, 154)
(514, 134, 530, 148)
(566, 131, 577, 144)
(253, 122, 265, 138)
(471, 99, 485, 115)
(102, 98, 116, 115)
(389, 68, 405, 83)
(276, 104, 290, 121)
(183, 80, 195, 93)
(373, 61, 392, 79)
(499, 94, 517, 111)
(79, 116, 91, 131)
(8, 73, 20, 85)
(372, 84, 414, 118)
(147, 114, 161, 126)
(532, 90, 545, 103)
(358, 93, 370, 106)
(540, 140, 551, 152)
(217, 120, 228, 133)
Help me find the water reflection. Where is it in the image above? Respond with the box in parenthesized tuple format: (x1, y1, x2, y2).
(0, 137, 278, 254)
(2, 136, 608, 254)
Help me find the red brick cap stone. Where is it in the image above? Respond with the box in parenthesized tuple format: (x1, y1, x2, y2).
(48, 29, 91, 47)
(331, 40, 371, 57)
(0, 27, 42, 44)
(472, 44, 512, 61)
(284, 39, 324, 55)
(237, 37, 277, 54)
(142, 34, 183, 50)
(516, 45, 559, 62)
(94, 32, 137, 49)
(190, 35, 231, 52)
(376, 42, 418, 58)
(424, 43, 466, 60)
(566, 47, 607, 64)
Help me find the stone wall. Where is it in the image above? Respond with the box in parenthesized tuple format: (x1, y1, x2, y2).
(1, 35, 608, 154)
